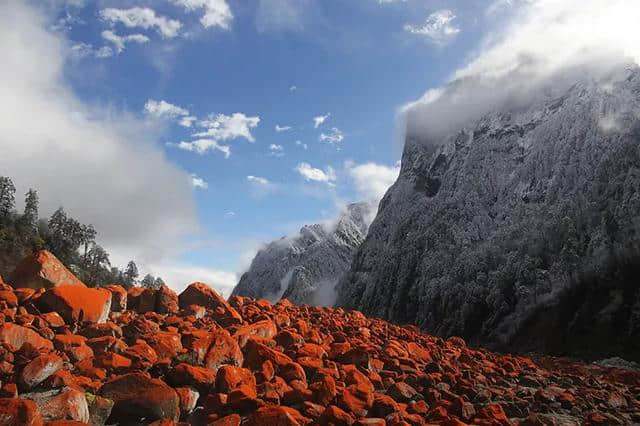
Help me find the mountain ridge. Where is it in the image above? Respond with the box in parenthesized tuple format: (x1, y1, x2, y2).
(337, 64, 640, 361)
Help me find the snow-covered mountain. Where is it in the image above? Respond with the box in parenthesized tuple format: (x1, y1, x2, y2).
(232, 202, 373, 305)
(337, 65, 640, 360)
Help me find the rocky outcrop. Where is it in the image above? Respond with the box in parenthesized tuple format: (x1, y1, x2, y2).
(337, 66, 640, 360)
(7, 250, 85, 289)
(233, 202, 372, 305)
(0, 250, 638, 424)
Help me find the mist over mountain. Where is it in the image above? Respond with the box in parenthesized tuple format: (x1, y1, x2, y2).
(232, 202, 372, 306)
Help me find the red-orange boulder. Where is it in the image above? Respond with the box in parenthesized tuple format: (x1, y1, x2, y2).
(234, 319, 277, 347)
(9, 250, 85, 290)
(245, 406, 307, 426)
(204, 329, 244, 372)
(0, 397, 44, 425)
(36, 285, 112, 324)
(0, 322, 54, 351)
(216, 365, 256, 394)
(178, 282, 242, 324)
(168, 363, 216, 392)
(103, 285, 127, 312)
(155, 285, 179, 314)
(20, 353, 63, 389)
(99, 373, 180, 423)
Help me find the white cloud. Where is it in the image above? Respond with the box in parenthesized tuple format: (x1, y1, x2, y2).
(295, 140, 308, 150)
(246, 175, 277, 198)
(403, 0, 640, 142)
(70, 42, 114, 59)
(289, 85, 297, 92)
(404, 9, 460, 45)
(146, 262, 237, 297)
(319, 127, 344, 144)
(101, 30, 149, 53)
(168, 139, 231, 158)
(194, 113, 260, 142)
(0, 2, 197, 265)
(179, 115, 197, 127)
(275, 124, 291, 132)
(313, 113, 330, 128)
(190, 174, 208, 189)
(144, 99, 196, 127)
(346, 161, 400, 201)
(100, 7, 182, 38)
(255, 0, 311, 33)
(170, 0, 233, 30)
(295, 162, 336, 184)
(144, 99, 189, 118)
(269, 144, 285, 157)
(247, 175, 270, 185)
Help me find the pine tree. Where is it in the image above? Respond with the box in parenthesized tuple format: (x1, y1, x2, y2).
(0, 176, 16, 220)
(153, 277, 165, 289)
(22, 189, 39, 230)
(140, 274, 156, 289)
(123, 261, 139, 289)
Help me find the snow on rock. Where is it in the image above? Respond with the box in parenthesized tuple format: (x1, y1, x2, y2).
(232, 202, 373, 306)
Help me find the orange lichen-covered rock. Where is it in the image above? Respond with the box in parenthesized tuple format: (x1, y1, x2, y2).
(127, 287, 156, 313)
(234, 319, 278, 348)
(22, 387, 90, 423)
(337, 383, 374, 417)
(216, 365, 256, 394)
(205, 329, 244, 372)
(0, 289, 18, 308)
(319, 405, 354, 426)
(36, 285, 112, 324)
(178, 282, 242, 324)
(0, 250, 639, 426)
(245, 405, 308, 426)
(20, 353, 63, 389)
(103, 285, 127, 312)
(99, 373, 180, 423)
(0, 397, 44, 426)
(155, 285, 179, 314)
(8, 250, 86, 290)
(0, 322, 54, 351)
(473, 403, 512, 426)
(168, 363, 217, 392)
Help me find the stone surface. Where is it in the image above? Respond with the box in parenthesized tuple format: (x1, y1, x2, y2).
(0, 397, 44, 426)
(8, 250, 85, 290)
(36, 285, 112, 324)
(99, 373, 180, 423)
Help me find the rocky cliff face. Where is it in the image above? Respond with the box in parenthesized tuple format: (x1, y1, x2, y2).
(232, 202, 372, 305)
(337, 65, 640, 361)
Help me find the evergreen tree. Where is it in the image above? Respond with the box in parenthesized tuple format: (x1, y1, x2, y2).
(123, 261, 139, 288)
(22, 189, 39, 230)
(80, 224, 96, 262)
(0, 177, 16, 220)
(153, 276, 165, 289)
(140, 274, 156, 289)
(85, 243, 110, 285)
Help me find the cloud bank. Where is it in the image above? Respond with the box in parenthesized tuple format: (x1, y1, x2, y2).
(403, 0, 640, 143)
(0, 1, 202, 271)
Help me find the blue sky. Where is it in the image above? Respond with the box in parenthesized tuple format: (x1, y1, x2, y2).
(1, 0, 530, 294)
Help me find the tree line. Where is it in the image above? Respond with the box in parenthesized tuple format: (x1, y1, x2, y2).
(0, 176, 164, 289)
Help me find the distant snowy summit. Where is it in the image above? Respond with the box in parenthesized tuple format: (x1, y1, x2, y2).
(232, 202, 373, 306)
